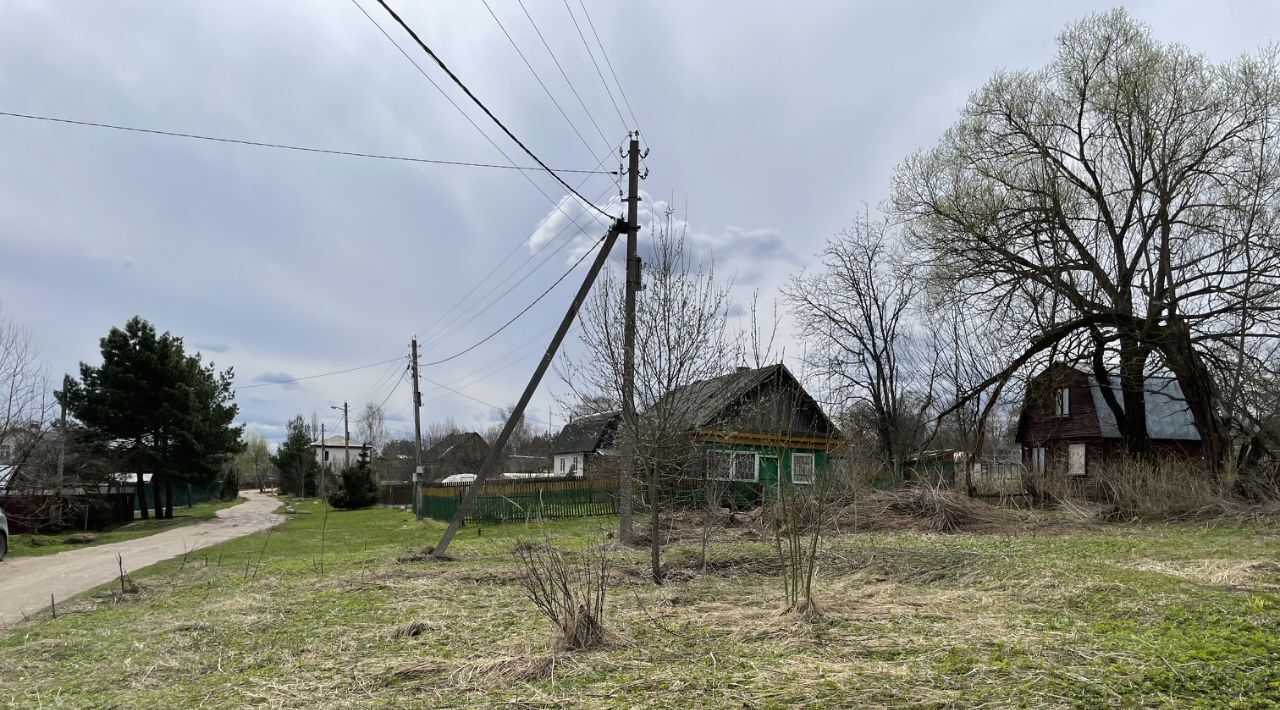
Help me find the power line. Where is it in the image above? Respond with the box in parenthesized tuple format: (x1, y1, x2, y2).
(480, 0, 607, 161)
(422, 375, 551, 427)
(349, 0, 618, 310)
(370, 0, 612, 221)
(234, 355, 406, 391)
(420, 228, 612, 368)
(374, 370, 409, 410)
(423, 323, 559, 405)
(516, 0, 614, 151)
(419, 185, 618, 352)
(575, 0, 643, 134)
(413, 144, 621, 342)
(0, 110, 612, 174)
(561, 0, 628, 132)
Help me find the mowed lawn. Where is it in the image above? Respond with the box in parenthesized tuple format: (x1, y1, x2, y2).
(1, 500, 1278, 708)
(5, 497, 245, 558)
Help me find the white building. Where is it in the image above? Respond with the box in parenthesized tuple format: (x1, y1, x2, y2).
(311, 435, 371, 472)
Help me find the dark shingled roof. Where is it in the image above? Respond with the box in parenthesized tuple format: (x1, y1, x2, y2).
(654, 364, 788, 430)
(424, 432, 487, 461)
(551, 411, 620, 455)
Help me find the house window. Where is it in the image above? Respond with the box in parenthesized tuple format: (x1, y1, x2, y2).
(1030, 447, 1046, 474)
(559, 456, 566, 473)
(791, 453, 815, 485)
(0, 443, 12, 464)
(1068, 443, 1087, 477)
(1054, 387, 1070, 416)
(323, 450, 329, 462)
(707, 451, 759, 482)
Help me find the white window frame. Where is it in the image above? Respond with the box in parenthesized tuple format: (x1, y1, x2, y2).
(1054, 387, 1070, 416)
(791, 453, 815, 485)
(559, 456, 566, 473)
(707, 450, 759, 482)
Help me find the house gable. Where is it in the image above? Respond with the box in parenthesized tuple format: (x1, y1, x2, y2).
(665, 364, 840, 450)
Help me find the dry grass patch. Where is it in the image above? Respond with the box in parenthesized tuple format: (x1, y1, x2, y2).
(1122, 558, 1280, 590)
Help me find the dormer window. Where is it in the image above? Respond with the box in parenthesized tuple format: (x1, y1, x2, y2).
(1054, 387, 1070, 416)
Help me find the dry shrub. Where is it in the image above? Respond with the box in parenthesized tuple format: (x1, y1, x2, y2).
(512, 541, 612, 651)
(1094, 459, 1238, 521)
(836, 486, 1029, 533)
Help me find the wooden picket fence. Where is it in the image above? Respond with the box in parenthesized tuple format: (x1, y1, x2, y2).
(418, 476, 618, 522)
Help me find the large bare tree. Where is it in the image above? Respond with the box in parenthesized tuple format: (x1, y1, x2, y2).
(893, 10, 1280, 470)
(786, 211, 938, 471)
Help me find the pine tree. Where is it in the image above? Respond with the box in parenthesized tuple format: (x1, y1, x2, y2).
(273, 416, 319, 498)
(65, 317, 242, 519)
(328, 449, 378, 509)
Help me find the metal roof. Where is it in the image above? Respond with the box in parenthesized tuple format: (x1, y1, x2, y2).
(1088, 375, 1201, 441)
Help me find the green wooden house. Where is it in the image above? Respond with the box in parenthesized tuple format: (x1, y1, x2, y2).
(651, 364, 841, 504)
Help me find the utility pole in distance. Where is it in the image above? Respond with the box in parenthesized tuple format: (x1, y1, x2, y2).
(410, 337, 424, 517)
(332, 402, 351, 468)
(319, 422, 326, 499)
(619, 131, 642, 542)
(55, 375, 69, 528)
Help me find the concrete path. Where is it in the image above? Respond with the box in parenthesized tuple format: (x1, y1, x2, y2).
(0, 490, 281, 626)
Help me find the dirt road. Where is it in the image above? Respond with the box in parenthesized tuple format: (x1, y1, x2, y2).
(0, 490, 281, 626)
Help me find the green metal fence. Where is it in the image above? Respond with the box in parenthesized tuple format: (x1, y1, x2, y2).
(418, 476, 618, 522)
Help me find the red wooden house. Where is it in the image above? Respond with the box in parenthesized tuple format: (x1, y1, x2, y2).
(1015, 364, 1203, 477)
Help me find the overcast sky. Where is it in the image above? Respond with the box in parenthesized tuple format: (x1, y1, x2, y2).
(2, 1, 1277, 446)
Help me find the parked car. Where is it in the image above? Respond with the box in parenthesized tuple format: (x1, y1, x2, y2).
(0, 505, 9, 561)
(438, 473, 477, 486)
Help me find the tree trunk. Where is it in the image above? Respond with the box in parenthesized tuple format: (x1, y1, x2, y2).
(650, 465, 662, 585)
(136, 472, 149, 520)
(151, 476, 164, 519)
(1118, 341, 1152, 460)
(1160, 319, 1229, 474)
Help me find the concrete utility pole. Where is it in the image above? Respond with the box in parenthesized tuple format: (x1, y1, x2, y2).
(410, 337, 424, 517)
(619, 132, 642, 542)
(319, 422, 326, 500)
(433, 218, 627, 558)
(55, 375, 69, 528)
(332, 402, 351, 468)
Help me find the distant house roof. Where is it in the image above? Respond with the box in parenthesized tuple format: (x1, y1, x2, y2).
(424, 432, 487, 462)
(654, 363, 839, 435)
(551, 411, 621, 455)
(310, 435, 370, 449)
(1088, 374, 1200, 441)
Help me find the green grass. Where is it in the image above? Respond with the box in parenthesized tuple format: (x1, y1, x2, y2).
(6, 497, 245, 558)
(0, 501, 1277, 708)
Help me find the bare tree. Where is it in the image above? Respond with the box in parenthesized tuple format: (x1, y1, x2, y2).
(0, 311, 54, 491)
(560, 206, 735, 583)
(235, 435, 273, 492)
(356, 402, 388, 455)
(422, 417, 463, 451)
(893, 10, 1280, 471)
(786, 211, 939, 472)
